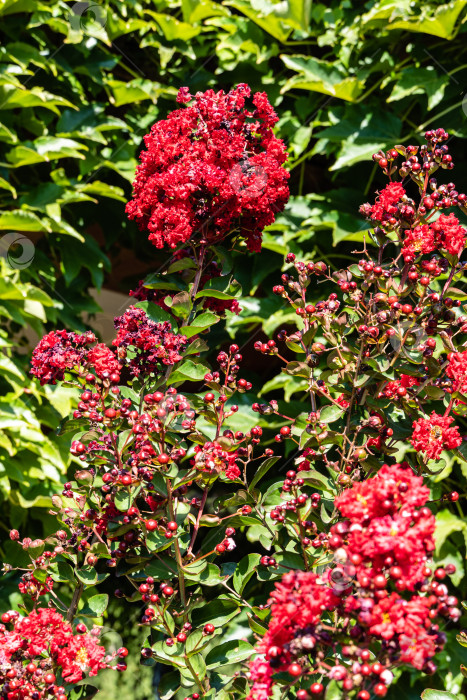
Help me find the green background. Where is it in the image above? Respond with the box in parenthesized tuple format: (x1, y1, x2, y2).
(1, 1, 467, 698)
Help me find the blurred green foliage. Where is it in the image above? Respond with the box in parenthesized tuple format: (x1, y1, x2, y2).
(1, 0, 467, 697)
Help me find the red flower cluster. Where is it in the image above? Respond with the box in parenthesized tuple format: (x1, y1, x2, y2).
(430, 213, 466, 257)
(402, 214, 466, 261)
(411, 411, 462, 460)
(446, 350, 467, 394)
(334, 463, 430, 520)
(193, 441, 240, 481)
(248, 465, 457, 699)
(18, 572, 53, 600)
(30, 331, 121, 386)
(0, 608, 114, 698)
(401, 224, 436, 261)
(86, 343, 121, 380)
(367, 182, 406, 225)
(113, 306, 187, 376)
(125, 84, 289, 252)
(30, 330, 95, 385)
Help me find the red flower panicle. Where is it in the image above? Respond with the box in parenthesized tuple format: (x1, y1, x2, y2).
(193, 441, 240, 481)
(446, 350, 467, 394)
(86, 343, 121, 380)
(30, 330, 95, 385)
(402, 224, 436, 261)
(366, 182, 406, 224)
(430, 213, 466, 257)
(247, 465, 454, 699)
(411, 412, 462, 460)
(0, 608, 115, 698)
(401, 214, 466, 261)
(125, 84, 289, 252)
(113, 306, 187, 376)
(382, 373, 420, 399)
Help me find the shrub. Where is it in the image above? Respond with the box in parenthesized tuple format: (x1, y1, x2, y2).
(1, 87, 466, 700)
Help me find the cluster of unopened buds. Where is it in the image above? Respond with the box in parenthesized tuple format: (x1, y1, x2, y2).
(372, 129, 458, 181)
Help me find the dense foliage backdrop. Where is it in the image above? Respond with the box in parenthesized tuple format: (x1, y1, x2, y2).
(1, 1, 467, 698)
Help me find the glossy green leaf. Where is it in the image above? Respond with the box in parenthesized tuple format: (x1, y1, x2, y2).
(79, 593, 109, 617)
(205, 639, 255, 669)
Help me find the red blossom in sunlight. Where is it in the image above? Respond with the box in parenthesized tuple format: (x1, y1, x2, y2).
(446, 350, 467, 394)
(126, 84, 289, 252)
(30, 330, 94, 385)
(411, 412, 462, 460)
(431, 213, 466, 257)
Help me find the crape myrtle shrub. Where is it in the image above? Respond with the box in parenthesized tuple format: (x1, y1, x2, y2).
(1, 0, 467, 536)
(1, 86, 467, 700)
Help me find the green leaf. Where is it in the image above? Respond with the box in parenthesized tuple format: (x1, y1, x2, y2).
(114, 485, 141, 512)
(150, 640, 186, 667)
(0, 210, 49, 232)
(6, 138, 87, 167)
(319, 404, 344, 423)
(281, 55, 365, 102)
(195, 277, 242, 300)
(79, 593, 109, 617)
(233, 553, 261, 595)
(191, 596, 240, 628)
(67, 685, 98, 700)
(180, 311, 220, 338)
(421, 691, 459, 700)
(205, 639, 255, 669)
(387, 67, 449, 110)
(0, 85, 75, 113)
(157, 671, 180, 698)
(134, 301, 175, 326)
(164, 292, 192, 320)
(387, 2, 467, 39)
(167, 258, 198, 274)
(146, 529, 173, 553)
(147, 11, 202, 41)
(249, 456, 280, 490)
(75, 566, 109, 586)
(435, 509, 467, 552)
(284, 361, 311, 378)
(145, 554, 178, 580)
(167, 360, 210, 385)
(298, 468, 331, 490)
(49, 560, 75, 583)
(0, 176, 16, 197)
(184, 563, 223, 587)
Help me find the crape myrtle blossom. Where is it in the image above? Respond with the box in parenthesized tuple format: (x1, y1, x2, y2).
(113, 306, 188, 377)
(446, 349, 467, 395)
(30, 307, 185, 386)
(125, 84, 289, 252)
(0, 608, 118, 698)
(247, 465, 458, 699)
(411, 412, 462, 461)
